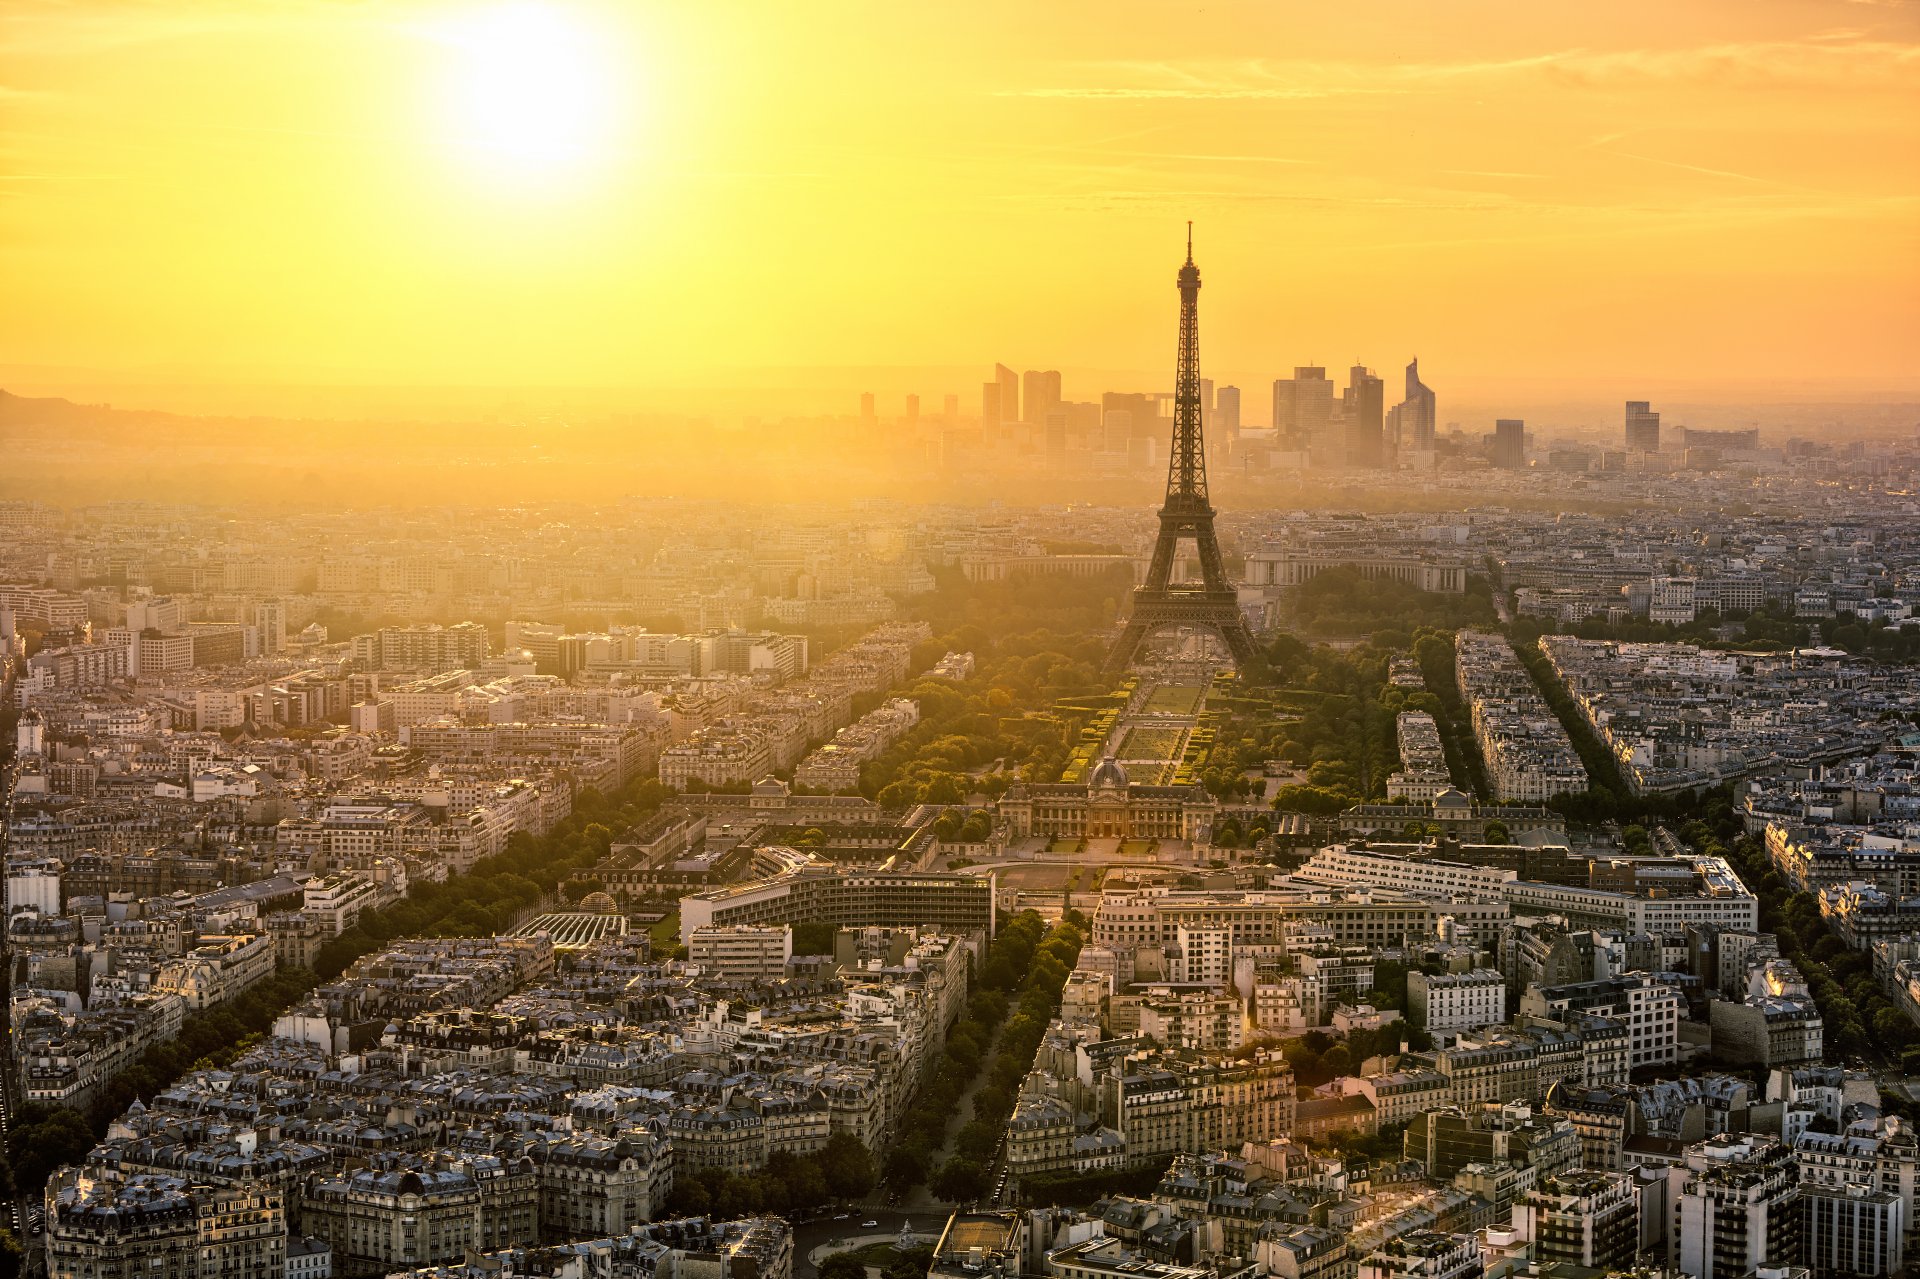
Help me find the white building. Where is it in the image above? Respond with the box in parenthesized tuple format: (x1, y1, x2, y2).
(1409, 968, 1506, 1043)
(689, 925, 793, 981)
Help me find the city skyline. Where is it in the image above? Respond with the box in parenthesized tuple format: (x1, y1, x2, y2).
(7, 6, 1920, 1279)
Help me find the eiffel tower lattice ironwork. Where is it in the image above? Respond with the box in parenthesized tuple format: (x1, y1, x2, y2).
(1104, 227, 1259, 674)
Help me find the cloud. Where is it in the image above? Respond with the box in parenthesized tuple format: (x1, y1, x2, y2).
(1012, 36, 1920, 101)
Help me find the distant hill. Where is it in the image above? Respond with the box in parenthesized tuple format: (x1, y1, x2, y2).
(0, 389, 204, 435)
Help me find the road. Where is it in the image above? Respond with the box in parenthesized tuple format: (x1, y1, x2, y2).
(790, 1211, 934, 1279)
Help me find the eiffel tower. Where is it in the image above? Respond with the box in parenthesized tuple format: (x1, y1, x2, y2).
(1104, 228, 1259, 674)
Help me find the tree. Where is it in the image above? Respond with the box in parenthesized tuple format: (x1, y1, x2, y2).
(819, 1256, 868, 1279)
(1483, 820, 1511, 845)
(930, 1155, 988, 1203)
(885, 1247, 936, 1279)
(820, 1131, 876, 1200)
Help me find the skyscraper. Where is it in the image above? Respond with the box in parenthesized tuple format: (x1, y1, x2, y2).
(994, 362, 1019, 427)
(1022, 369, 1062, 424)
(1626, 400, 1661, 452)
(1344, 363, 1385, 467)
(1272, 366, 1333, 439)
(1216, 385, 1242, 441)
(981, 380, 1001, 428)
(1493, 419, 1526, 468)
(859, 392, 875, 421)
(1396, 358, 1437, 451)
(905, 394, 920, 425)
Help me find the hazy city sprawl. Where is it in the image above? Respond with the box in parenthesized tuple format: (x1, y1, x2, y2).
(4, 4, 1919, 1279)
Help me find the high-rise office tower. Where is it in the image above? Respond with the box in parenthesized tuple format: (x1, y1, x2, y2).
(1344, 363, 1385, 467)
(1043, 408, 1068, 458)
(1625, 401, 1661, 452)
(1493, 419, 1526, 468)
(1216, 385, 1242, 440)
(859, 392, 875, 421)
(981, 381, 1001, 428)
(1199, 377, 1215, 417)
(1396, 358, 1437, 451)
(1103, 391, 1159, 455)
(1272, 366, 1333, 439)
(252, 600, 286, 655)
(905, 394, 920, 424)
(943, 393, 959, 424)
(1022, 369, 1061, 424)
(994, 363, 1019, 427)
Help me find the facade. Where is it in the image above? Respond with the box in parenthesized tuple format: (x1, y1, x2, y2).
(1090, 885, 1493, 953)
(1409, 969, 1507, 1042)
(1357, 1231, 1482, 1279)
(999, 758, 1216, 841)
(1510, 1170, 1639, 1269)
(47, 1174, 285, 1279)
(680, 868, 995, 943)
(1520, 974, 1681, 1070)
(688, 925, 792, 981)
(1454, 631, 1586, 802)
(1625, 401, 1661, 453)
(1387, 712, 1452, 801)
(298, 1160, 537, 1276)
(1669, 1135, 1800, 1279)
(1297, 847, 1515, 900)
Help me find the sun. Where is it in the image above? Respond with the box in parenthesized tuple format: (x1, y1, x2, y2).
(435, 2, 621, 178)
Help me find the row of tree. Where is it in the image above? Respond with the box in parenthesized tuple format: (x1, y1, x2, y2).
(1282, 567, 1500, 638)
(880, 911, 1084, 1203)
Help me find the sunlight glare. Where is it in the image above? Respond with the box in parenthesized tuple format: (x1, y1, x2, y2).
(437, 2, 622, 179)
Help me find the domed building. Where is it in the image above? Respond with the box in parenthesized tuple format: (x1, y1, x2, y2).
(577, 891, 620, 915)
(998, 755, 1215, 841)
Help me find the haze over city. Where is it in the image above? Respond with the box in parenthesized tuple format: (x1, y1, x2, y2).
(4, 6, 1920, 1279)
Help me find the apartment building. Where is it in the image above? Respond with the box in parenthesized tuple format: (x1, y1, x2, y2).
(1410, 969, 1507, 1043)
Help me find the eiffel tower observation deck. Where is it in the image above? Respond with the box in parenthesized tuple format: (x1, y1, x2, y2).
(1104, 228, 1260, 674)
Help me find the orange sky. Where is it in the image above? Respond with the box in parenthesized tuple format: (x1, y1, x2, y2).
(2, 0, 1917, 415)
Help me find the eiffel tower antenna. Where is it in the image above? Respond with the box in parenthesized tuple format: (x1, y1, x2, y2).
(1104, 227, 1259, 674)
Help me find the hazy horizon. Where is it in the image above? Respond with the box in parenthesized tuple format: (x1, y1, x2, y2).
(5, 364, 1919, 434)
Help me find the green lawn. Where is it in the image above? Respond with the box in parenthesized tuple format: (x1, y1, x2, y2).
(648, 910, 680, 951)
(1118, 726, 1186, 761)
(1048, 836, 1083, 855)
(1143, 685, 1205, 716)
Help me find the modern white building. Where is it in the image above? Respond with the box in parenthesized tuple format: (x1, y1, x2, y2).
(689, 925, 793, 981)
